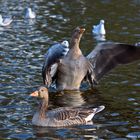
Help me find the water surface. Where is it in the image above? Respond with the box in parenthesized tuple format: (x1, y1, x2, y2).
(0, 0, 140, 139)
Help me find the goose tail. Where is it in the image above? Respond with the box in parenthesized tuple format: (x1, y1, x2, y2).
(85, 105, 105, 122)
(93, 105, 105, 114)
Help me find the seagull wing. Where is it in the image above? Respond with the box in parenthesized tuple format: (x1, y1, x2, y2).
(3, 17, 12, 25)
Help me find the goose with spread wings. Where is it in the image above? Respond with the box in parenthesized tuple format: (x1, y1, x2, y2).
(42, 27, 140, 91)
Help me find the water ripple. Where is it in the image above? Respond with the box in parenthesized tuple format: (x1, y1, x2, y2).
(0, 0, 140, 139)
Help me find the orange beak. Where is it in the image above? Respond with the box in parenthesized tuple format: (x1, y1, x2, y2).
(80, 27, 85, 33)
(30, 91, 39, 97)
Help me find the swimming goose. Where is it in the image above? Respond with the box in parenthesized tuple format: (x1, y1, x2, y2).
(42, 27, 140, 91)
(25, 8, 36, 19)
(0, 14, 13, 26)
(30, 86, 105, 127)
(42, 40, 69, 86)
(92, 20, 106, 35)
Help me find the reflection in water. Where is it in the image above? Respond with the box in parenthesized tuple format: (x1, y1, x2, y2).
(133, 0, 140, 4)
(0, 0, 140, 139)
(93, 34, 106, 42)
(33, 126, 98, 139)
(50, 88, 105, 108)
(25, 19, 36, 25)
(52, 90, 85, 107)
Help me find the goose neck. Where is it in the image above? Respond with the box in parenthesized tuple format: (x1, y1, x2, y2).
(39, 98, 48, 119)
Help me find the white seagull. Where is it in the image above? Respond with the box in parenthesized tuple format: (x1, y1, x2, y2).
(0, 15, 13, 26)
(92, 20, 106, 35)
(25, 8, 36, 19)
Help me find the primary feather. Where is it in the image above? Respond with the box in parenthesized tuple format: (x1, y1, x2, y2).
(42, 40, 69, 86)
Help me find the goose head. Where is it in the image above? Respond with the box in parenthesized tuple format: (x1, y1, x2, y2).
(70, 27, 85, 47)
(30, 86, 49, 99)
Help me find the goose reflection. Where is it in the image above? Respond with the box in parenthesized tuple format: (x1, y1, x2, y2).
(51, 90, 85, 107)
(33, 125, 106, 139)
(50, 88, 104, 107)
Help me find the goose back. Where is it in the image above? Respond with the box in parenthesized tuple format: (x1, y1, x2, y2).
(32, 106, 105, 127)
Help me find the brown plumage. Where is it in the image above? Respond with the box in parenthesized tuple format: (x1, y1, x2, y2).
(42, 41, 69, 86)
(30, 86, 105, 127)
(42, 27, 140, 91)
(87, 42, 140, 84)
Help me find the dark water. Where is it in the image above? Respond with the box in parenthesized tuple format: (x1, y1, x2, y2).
(0, 0, 140, 139)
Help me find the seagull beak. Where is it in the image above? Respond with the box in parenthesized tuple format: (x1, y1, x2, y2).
(30, 91, 39, 97)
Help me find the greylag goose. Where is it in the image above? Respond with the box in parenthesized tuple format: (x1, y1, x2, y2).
(42, 27, 140, 91)
(30, 86, 105, 127)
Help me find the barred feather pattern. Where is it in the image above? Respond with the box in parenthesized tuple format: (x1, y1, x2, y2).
(32, 106, 103, 127)
(50, 106, 104, 127)
(31, 87, 105, 127)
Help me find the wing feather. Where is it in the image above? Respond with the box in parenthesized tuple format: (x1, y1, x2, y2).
(87, 42, 140, 84)
(51, 107, 93, 120)
(42, 43, 69, 86)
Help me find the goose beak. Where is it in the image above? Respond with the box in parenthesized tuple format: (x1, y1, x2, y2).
(30, 91, 38, 97)
(80, 27, 85, 33)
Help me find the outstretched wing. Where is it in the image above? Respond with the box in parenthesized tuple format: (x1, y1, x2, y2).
(42, 43, 69, 86)
(86, 42, 140, 84)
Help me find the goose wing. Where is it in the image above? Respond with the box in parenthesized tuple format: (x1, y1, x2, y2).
(42, 42, 69, 86)
(86, 42, 140, 85)
(49, 106, 105, 126)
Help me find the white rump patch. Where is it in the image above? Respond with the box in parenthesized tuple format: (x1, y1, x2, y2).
(85, 113, 95, 122)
